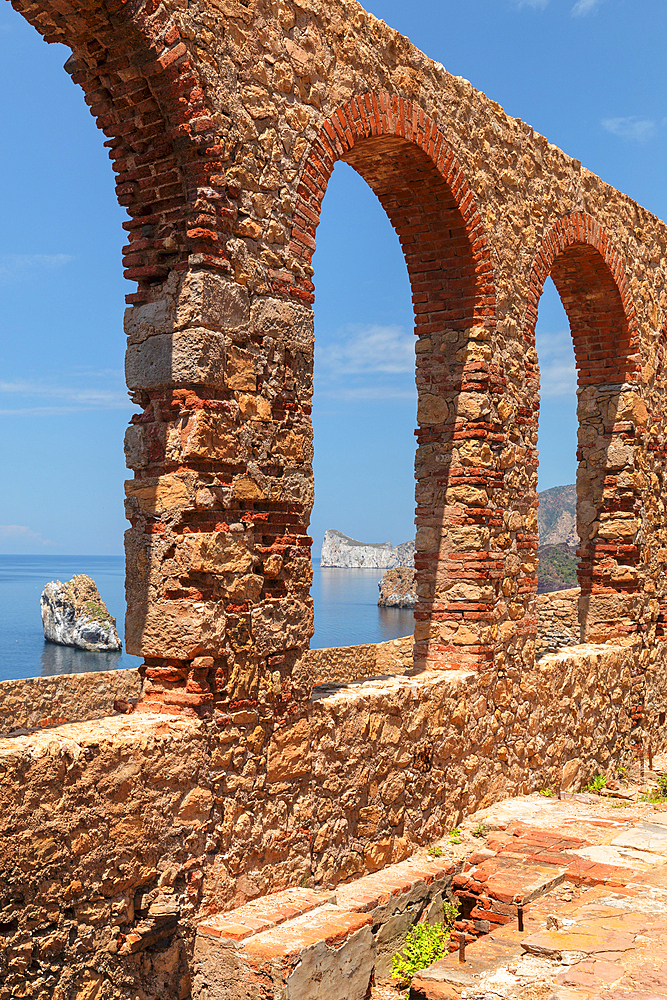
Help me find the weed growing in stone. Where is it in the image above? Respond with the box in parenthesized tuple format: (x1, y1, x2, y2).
(471, 821, 488, 838)
(539, 787, 556, 797)
(427, 846, 443, 858)
(448, 828, 462, 844)
(391, 901, 459, 995)
(640, 774, 667, 803)
(585, 774, 607, 795)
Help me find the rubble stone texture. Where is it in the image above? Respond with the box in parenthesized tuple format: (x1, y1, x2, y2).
(6, 0, 667, 995)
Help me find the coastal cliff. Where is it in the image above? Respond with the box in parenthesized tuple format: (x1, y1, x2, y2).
(320, 529, 415, 568)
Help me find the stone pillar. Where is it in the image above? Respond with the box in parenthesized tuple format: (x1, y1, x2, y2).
(577, 383, 647, 642)
(123, 269, 316, 717)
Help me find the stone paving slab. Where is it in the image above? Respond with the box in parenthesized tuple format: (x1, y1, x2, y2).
(197, 886, 335, 943)
(612, 820, 667, 855)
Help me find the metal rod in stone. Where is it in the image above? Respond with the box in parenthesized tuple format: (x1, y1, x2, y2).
(649, 742, 654, 772)
(518, 905, 524, 932)
(458, 932, 466, 963)
(641, 742, 645, 780)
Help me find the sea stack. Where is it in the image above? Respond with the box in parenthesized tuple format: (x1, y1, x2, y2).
(40, 575, 121, 652)
(378, 567, 417, 608)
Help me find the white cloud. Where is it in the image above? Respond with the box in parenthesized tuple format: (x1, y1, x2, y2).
(316, 324, 414, 376)
(0, 253, 74, 284)
(602, 116, 656, 142)
(572, 0, 602, 14)
(0, 377, 130, 412)
(536, 329, 577, 397)
(513, 0, 549, 8)
(0, 525, 51, 544)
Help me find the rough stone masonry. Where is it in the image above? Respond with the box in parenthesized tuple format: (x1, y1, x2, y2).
(5, 0, 667, 995)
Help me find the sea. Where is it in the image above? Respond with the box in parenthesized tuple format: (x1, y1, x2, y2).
(0, 556, 414, 683)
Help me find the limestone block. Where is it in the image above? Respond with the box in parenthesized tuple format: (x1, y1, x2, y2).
(226, 345, 257, 390)
(124, 424, 150, 470)
(125, 329, 226, 389)
(561, 758, 581, 791)
(173, 273, 249, 333)
(166, 412, 241, 463)
(125, 599, 226, 658)
(251, 598, 314, 656)
(267, 718, 311, 782)
(123, 297, 170, 343)
(124, 274, 249, 344)
(417, 393, 448, 425)
(451, 526, 490, 550)
(178, 532, 255, 575)
(250, 296, 314, 349)
(616, 391, 648, 426)
(124, 475, 194, 514)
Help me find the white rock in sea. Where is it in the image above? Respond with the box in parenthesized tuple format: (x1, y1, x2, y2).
(40, 575, 121, 652)
(320, 529, 415, 569)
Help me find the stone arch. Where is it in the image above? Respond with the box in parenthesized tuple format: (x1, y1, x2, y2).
(11, 0, 232, 303)
(285, 93, 499, 671)
(526, 212, 643, 641)
(285, 93, 495, 318)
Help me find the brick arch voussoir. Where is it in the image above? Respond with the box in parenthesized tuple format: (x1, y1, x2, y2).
(10, 0, 230, 304)
(287, 92, 495, 316)
(525, 212, 639, 384)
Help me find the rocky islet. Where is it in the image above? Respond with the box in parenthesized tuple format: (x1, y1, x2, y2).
(40, 574, 121, 653)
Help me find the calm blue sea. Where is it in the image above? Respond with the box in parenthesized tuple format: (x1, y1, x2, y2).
(0, 556, 413, 682)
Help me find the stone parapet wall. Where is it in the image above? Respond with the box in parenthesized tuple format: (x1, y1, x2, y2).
(536, 588, 580, 658)
(0, 638, 414, 737)
(300, 634, 414, 685)
(2, 638, 666, 997)
(0, 668, 141, 736)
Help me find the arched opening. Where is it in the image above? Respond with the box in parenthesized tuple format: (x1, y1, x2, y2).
(310, 160, 417, 649)
(526, 215, 641, 645)
(533, 278, 579, 654)
(291, 95, 496, 672)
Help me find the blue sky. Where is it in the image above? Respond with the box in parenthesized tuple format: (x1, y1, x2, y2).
(1, 0, 665, 555)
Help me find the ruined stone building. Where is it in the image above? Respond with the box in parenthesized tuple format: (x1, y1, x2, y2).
(3, 0, 667, 996)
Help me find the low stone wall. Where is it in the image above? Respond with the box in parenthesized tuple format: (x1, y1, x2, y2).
(0, 638, 413, 737)
(536, 587, 580, 658)
(302, 635, 414, 685)
(2, 638, 665, 998)
(0, 667, 141, 736)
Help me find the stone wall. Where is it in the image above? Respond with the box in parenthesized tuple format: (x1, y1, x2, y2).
(0, 639, 414, 736)
(536, 588, 580, 658)
(2, 639, 666, 998)
(11, 0, 667, 708)
(0, 668, 141, 736)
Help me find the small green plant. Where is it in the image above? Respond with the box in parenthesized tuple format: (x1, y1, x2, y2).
(585, 774, 608, 795)
(616, 764, 627, 780)
(610, 800, 630, 808)
(640, 774, 667, 803)
(448, 827, 462, 844)
(471, 821, 488, 838)
(427, 846, 443, 858)
(392, 901, 459, 994)
(539, 787, 556, 797)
